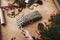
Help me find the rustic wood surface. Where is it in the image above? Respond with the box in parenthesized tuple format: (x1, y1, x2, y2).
(1, 0, 59, 40)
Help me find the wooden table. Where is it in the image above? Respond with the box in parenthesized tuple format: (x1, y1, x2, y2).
(1, 0, 59, 40)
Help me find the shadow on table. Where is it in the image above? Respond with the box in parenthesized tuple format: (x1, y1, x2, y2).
(0, 24, 2, 40)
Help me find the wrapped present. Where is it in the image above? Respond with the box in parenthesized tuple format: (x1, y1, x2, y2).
(16, 10, 42, 27)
